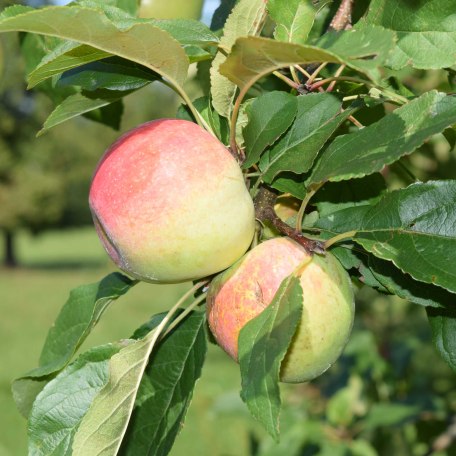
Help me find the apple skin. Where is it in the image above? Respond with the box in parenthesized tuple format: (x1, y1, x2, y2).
(206, 237, 355, 383)
(89, 119, 255, 284)
(139, 0, 204, 20)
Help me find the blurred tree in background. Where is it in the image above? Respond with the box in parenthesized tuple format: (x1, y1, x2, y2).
(0, 0, 183, 267)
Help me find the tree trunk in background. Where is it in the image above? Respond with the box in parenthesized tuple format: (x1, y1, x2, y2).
(4, 230, 17, 268)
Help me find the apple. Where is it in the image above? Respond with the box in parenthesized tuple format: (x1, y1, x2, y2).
(89, 119, 255, 283)
(139, 0, 204, 20)
(206, 237, 355, 383)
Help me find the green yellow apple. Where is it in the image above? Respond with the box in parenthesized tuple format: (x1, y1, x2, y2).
(89, 119, 255, 283)
(206, 237, 355, 383)
(139, 0, 204, 20)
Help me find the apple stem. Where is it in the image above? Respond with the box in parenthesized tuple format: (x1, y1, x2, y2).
(161, 291, 208, 339)
(229, 84, 250, 162)
(254, 186, 325, 254)
(296, 183, 322, 232)
(163, 80, 216, 136)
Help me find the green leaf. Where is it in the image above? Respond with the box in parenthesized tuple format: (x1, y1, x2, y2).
(56, 57, 158, 91)
(365, 0, 456, 69)
(28, 344, 124, 456)
(177, 96, 229, 144)
(150, 19, 219, 47)
(330, 243, 456, 308)
(219, 25, 396, 92)
(313, 173, 387, 217)
(363, 403, 420, 430)
(28, 16, 215, 88)
(27, 273, 135, 379)
(259, 93, 352, 182)
(242, 91, 298, 168)
(210, 0, 267, 118)
(20, 34, 78, 103)
(269, 172, 307, 199)
(0, 5, 189, 87)
(368, 256, 456, 308)
(307, 92, 456, 187)
(239, 274, 303, 440)
(11, 377, 50, 420)
(39, 91, 125, 134)
(330, 244, 389, 293)
(268, 0, 328, 45)
(83, 98, 124, 130)
(316, 181, 456, 294)
(120, 311, 207, 455)
(71, 305, 185, 455)
(427, 305, 456, 371)
(28, 43, 112, 89)
(327, 376, 364, 427)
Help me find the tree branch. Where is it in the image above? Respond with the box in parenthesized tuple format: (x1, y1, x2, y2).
(329, 0, 354, 32)
(254, 186, 325, 255)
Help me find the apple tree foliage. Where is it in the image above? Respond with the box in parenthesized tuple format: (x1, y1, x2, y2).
(2, 0, 456, 454)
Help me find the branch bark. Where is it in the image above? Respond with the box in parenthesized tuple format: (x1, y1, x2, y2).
(254, 186, 325, 255)
(329, 0, 354, 31)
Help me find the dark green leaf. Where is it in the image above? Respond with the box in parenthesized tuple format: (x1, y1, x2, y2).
(26, 273, 135, 379)
(120, 311, 207, 456)
(369, 255, 456, 308)
(329, 244, 389, 293)
(365, 0, 456, 69)
(243, 91, 298, 168)
(83, 98, 124, 130)
(57, 57, 158, 91)
(307, 92, 456, 186)
(330, 243, 456, 307)
(313, 173, 387, 217)
(427, 305, 456, 371)
(239, 274, 303, 440)
(259, 93, 351, 182)
(316, 181, 456, 294)
(28, 344, 124, 456)
(270, 172, 307, 199)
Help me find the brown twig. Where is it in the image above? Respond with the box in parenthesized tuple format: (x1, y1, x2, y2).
(329, 0, 354, 31)
(254, 186, 325, 255)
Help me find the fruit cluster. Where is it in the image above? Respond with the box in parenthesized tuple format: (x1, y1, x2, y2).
(89, 119, 354, 382)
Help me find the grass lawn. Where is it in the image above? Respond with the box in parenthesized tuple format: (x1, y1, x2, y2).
(0, 228, 258, 456)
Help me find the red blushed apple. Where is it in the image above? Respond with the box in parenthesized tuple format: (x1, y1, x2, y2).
(206, 237, 355, 383)
(89, 119, 255, 283)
